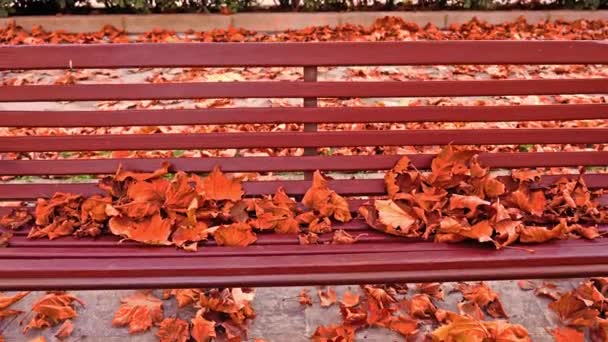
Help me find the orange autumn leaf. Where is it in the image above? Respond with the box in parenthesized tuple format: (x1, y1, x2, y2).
(171, 222, 209, 251)
(302, 171, 351, 222)
(28, 337, 46, 342)
(375, 199, 416, 232)
(0, 231, 11, 248)
(417, 283, 444, 301)
(191, 310, 216, 342)
(379, 315, 419, 337)
(548, 292, 599, 327)
(0, 292, 29, 310)
(457, 301, 485, 320)
(213, 223, 257, 247)
(311, 324, 355, 342)
(298, 289, 313, 306)
(54, 320, 74, 340)
(109, 214, 173, 245)
(80, 195, 112, 222)
(24, 293, 84, 333)
(340, 291, 360, 308)
(0, 208, 33, 230)
(384, 156, 421, 198)
(196, 166, 244, 202)
(550, 327, 584, 342)
(519, 224, 568, 244)
(27, 220, 76, 240)
(162, 289, 200, 308)
(114, 162, 170, 182)
(164, 171, 198, 213)
(156, 317, 189, 342)
(431, 313, 530, 342)
(112, 291, 164, 333)
(407, 294, 437, 319)
(318, 287, 337, 307)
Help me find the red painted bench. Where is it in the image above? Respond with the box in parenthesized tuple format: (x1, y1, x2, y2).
(0, 41, 607, 290)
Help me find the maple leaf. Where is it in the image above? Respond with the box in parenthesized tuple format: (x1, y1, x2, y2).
(436, 218, 493, 244)
(0, 232, 12, 248)
(191, 310, 216, 342)
(34, 193, 82, 226)
(156, 317, 189, 342)
(384, 156, 421, 198)
(417, 283, 444, 301)
(519, 223, 568, 244)
(318, 287, 337, 307)
(54, 320, 74, 340)
(298, 232, 320, 245)
(340, 291, 360, 308)
(114, 162, 170, 182)
(109, 214, 173, 245)
(407, 294, 436, 319)
(171, 222, 209, 251)
(379, 315, 419, 337)
(27, 220, 75, 240)
(311, 324, 355, 342)
(0, 208, 33, 230)
(112, 291, 164, 333)
(448, 194, 490, 217)
(80, 195, 112, 222)
(302, 171, 352, 222)
(162, 289, 200, 308)
(457, 282, 507, 318)
(298, 289, 312, 306)
(509, 185, 546, 217)
(164, 171, 197, 213)
(428, 146, 478, 188)
(213, 223, 257, 247)
(331, 229, 364, 244)
(375, 199, 417, 232)
(0, 291, 28, 308)
(549, 292, 599, 327)
(550, 327, 584, 342)
(195, 166, 244, 202)
(24, 293, 84, 333)
(457, 300, 485, 320)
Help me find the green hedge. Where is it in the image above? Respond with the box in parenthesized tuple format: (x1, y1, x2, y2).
(1, 0, 607, 17)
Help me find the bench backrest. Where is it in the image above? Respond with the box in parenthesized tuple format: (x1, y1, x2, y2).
(0, 41, 607, 203)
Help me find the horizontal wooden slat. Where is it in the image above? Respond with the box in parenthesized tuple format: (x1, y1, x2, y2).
(2, 104, 608, 127)
(0, 129, 607, 152)
(0, 239, 607, 290)
(0, 174, 605, 200)
(1, 41, 607, 70)
(1, 152, 607, 175)
(1, 79, 607, 102)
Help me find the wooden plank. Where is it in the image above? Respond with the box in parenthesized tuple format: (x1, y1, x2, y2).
(0, 151, 607, 175)
(2, 104, 607, 127)
(1, 79, 607, 102)
(2, 264, 607, 290)
(0, 129, 607, 152)
(0, 174, 605, 200)
(1, 41, 607, 70)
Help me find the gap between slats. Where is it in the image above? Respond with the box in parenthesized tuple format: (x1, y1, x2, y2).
(1, 79, 607, 102)
(1, 129, 608, 152)
(0, 152, 607, 175)
(2, 104, 608, 127)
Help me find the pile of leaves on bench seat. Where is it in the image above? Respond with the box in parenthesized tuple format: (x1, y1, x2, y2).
(0, 146, 606, 250)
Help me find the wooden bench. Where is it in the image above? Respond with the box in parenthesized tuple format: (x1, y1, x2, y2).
(0, 41, 607, 290)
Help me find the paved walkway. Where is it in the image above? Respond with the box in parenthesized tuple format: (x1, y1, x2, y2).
(1, 279, 579, 341)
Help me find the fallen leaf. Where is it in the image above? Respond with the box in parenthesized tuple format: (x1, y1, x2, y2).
(191, 310, 216, 342)
(298, 289, 312, 306)
(114, 162, 170, 182)
(311, 324, 355, 342)
(156, 317, 189, 342)
(340, 291, 360, 308)
(54, 320, 74, 340)
(0, 232, 13, 247)
(213, 223, 257, 247)
(550, 327, 584, 342)
(195, 166, 244, 202)
(24, 293, 84, 333)
(112, 291, 164, 333)
(318, 287, 337, 307)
